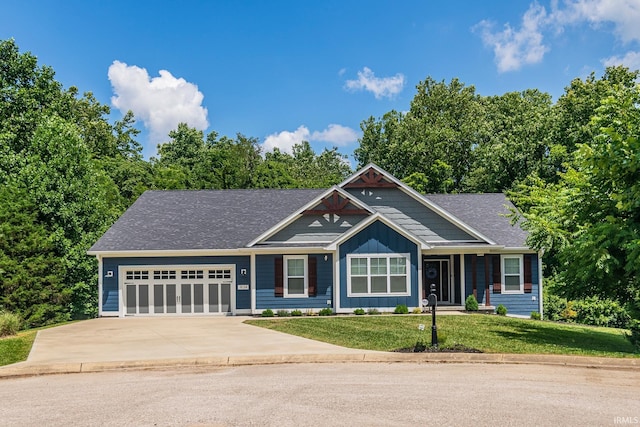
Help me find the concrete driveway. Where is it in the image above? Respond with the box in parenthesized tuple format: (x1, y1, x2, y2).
(26, 316, 367, 364)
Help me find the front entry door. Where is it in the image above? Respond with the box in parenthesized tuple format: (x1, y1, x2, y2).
(424, 259, 451, 304)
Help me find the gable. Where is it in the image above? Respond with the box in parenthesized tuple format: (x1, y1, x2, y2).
(262, 190, 370, 244)
(345, 187, 479, 243)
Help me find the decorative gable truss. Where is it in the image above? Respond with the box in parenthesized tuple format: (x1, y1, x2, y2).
(342, 167, 399, 188)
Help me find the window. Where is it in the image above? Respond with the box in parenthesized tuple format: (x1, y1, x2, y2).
(502, 255, 523, 293)
(153, 270, 176, 280)
(284, 255, 307, 297)
(209, 269, 232, 280)
(126, 270, 149, 280)
(181, 270, 204, 280)
(348, 254, 409, 296)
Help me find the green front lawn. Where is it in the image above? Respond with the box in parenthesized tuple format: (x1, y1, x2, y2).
(246, 314, 639, 357)
(0, 330, 37, 366)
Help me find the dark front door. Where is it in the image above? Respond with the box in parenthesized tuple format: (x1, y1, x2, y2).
(423, 259, 451, 304)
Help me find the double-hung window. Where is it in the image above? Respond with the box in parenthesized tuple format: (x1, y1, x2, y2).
(502, 255, 523, 293)
(348, 254, 409, 296)
(284, 255, 308, 297)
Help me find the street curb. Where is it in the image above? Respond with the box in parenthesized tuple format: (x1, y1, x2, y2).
(1, 352, 638, 379)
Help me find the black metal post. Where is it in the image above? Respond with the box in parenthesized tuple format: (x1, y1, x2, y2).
(430, 283, 438, 348)
(431, 302, 438, 347)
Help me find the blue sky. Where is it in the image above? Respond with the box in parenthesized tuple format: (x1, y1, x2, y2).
(2, 1, 640, 160)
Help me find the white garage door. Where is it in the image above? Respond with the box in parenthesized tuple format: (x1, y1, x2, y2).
(122, 266, 235, 316)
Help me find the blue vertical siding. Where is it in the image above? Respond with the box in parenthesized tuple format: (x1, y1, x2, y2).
(255, 254, 333, 310)
(339, 221, 418, 309)
(100, 255, 251, 312)
(464, 253, 541, 316)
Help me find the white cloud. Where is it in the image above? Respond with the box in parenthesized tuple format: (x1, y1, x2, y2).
(474, 3, 549, 73)
(474, 1, 640, 73)
(263, 126, 311, 154)
(556, 0, 640, 43)
(263, 124, 359, 154)
(108, 60, 209, 146)
(344, 67, 405, 99)
(603, 50, 640, 71)
(311, 124, 358, 146)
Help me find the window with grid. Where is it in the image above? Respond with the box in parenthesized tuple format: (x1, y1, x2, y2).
(348, 254, 409, 296)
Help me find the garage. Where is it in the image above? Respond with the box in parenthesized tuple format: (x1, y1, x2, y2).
(121, 265, 235, 315)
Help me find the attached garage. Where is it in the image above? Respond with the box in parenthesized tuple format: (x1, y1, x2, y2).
(121, 265, 235, 316)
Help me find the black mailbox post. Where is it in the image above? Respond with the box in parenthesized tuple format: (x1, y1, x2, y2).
(428, 283, 438, 347)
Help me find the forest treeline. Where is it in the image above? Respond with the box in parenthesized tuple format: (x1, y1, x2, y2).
(1, 39, 638, 329)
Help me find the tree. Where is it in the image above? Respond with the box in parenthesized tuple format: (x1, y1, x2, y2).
(511, 78, 640, 304)
(0, 183, 69, 327)
(355, 77, 487, 192)
(468, 89, 554, 192)
(550, 66, 640, 176)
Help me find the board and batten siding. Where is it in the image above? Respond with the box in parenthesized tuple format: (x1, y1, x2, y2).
(339, 220, 419, 309)
(101, 255, 251, 313)
(255, 254, 333, 310)
(345, 187, 476, 243)
(463, 254, 540, 316)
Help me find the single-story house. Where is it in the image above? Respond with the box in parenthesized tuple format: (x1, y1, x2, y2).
(88, 164, 543, 317)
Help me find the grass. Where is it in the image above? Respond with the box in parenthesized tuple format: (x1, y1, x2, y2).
(0, 321, 81, 367)
(245, 314, 639, 358)
(0, 330, 37, 366)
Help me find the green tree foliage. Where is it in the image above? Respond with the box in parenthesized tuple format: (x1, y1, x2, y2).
(355, 78, 485, 192)
(0, 40, 131, 323)
(469, 90, 554, 191)
(511, 73, 640, 304)
(0, 184, 69, 327)
(355, 78, 554, 193)
(154, 124, 351, 189)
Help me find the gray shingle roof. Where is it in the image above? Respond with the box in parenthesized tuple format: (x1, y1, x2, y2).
(424, 193, 529, 248)
(90, 189, 530, 252)
(89, 189, 325, 252)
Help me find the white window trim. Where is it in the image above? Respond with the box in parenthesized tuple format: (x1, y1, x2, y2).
(283, 255, 308, 298)
(501, 254, 524, 294)
(347, 253, 411, 297)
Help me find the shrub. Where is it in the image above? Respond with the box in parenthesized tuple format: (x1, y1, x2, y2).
(276, 310, 289, 317)
(412, 307, 423, 314)
(318, 308, 333, 316)
(367, 308, 380, 315)
(261, 309, 274, 317)
(414, 339, 427, 352)
(496, 304, 507, 316)
(394, 304, 409, 314)
(290, 309, 303, 317)
(560, 301, 577, 322)
(353, 308, 366, 315)
(573, 296, 631, 329)
(543, 293, 567, 321)
(0, 311, 22, 337)
(626, 320, 640, 351)
(530, 311, 541, 320)
(465, 295, 478, 311)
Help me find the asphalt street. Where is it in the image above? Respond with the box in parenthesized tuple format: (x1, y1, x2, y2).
(1, 362, 638, 426)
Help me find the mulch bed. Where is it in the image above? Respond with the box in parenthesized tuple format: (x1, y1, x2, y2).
(395, 343, 483, 353)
